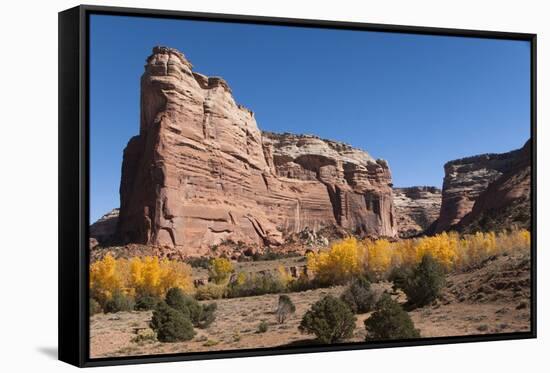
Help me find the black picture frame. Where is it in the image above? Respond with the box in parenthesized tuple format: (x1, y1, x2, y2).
(58, 4, 537, 368)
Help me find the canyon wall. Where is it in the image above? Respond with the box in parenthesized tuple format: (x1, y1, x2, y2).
(456, 140, 531, 233)
(393, 186, 441, 237)
(116, 47, 396, 255)
(434, 141, 531, 233)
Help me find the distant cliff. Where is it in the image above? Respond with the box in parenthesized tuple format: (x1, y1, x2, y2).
(433, 141, 531, 233)
(90, 209, 119, 247)
(115, 46, 397, 255)
(393, 186, 441, 237)
(456, 140, 531, 233)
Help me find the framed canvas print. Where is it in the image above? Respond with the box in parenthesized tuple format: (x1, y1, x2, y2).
(58, 5, 537, 367)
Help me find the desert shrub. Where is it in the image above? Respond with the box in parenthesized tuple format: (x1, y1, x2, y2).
(209, 258, 234, 284)
(394, 255, 445, 307)
(299, 295, 356, 344)
(198, 303, 217, 329)
(226, 272, 286, 298)
(203, 339, 219, 347)
(184, 257, 211, 269)
(132, 328, 157, 343)
(388, 266, 413, 293)
(232, 331, 242, 342)
(258, 321, 269, 333)
(340, 276, 377, 314)
(307, 237, 365, 286)
(165, 288, 203, 323)
(364, 294, 420, 340)
(251, 250, 300, 261)
(134, 295, 160, 311)
(90, 298, 102, 315)
(150, 302, 195, 342)
(103, 290, 135, 313)
(276, 295, 296, 324)
(287, 275, 319, 292)
(165, 288, 217, 329)
(195, 283, 226, 300)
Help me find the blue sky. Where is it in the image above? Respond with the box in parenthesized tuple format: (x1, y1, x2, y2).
(90, 14, 531, 222)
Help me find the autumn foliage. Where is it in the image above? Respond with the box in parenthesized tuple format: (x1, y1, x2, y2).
(306, 237, 365, 285)
(90, 254, 193, 308)
(208, 257, 234, 284)
(307, 229, 530, 284)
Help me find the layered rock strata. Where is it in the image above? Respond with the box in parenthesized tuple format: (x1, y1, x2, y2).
(393, 186, 441, 237)
(116, 47, 397, 255)
(456, 140, 531, 232)
(434, 141, 531, 233)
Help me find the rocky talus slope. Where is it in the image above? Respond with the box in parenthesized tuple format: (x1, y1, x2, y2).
(433, 141, 531, 233)
(393, 187, 441, 237)
(116, 46, 396, 255)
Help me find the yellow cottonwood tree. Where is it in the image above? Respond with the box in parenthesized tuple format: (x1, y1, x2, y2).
(209, 257, 234, 284)
(91, 255, 193, 305)
(90, 253, 123, 305)
(365, 238, 393, 276)
(307, 237, 365, 285)
(414, 232, 459, 269)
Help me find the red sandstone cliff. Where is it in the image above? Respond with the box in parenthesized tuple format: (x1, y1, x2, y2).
(116, 47, 397, 255)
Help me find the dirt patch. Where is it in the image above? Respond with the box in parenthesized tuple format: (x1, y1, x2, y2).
(410, 252, 531, 337)
(90, 285, 352, 358)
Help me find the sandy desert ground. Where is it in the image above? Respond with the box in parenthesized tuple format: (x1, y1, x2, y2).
(90, 251, 530, 358)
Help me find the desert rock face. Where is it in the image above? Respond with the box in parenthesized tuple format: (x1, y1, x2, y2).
(393, 187, 441, 237)
(434, 143, 530, 233)
(263, 132, 396, 237)
(117, 47, 397, 255)
(457, 140, 531, 232)
(90, 208, 119, 246)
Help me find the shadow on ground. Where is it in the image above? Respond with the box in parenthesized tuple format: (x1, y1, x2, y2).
(37, 346, 58, 360)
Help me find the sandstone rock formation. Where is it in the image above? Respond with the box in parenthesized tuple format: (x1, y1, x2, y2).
(263, 132, 396, 236)
(90, 208, 119, 246)
(456, 140, 531, 233)
(393, 186, 441, 237)
(116, 46, 397, 255)
(433, 141, 531, 233)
